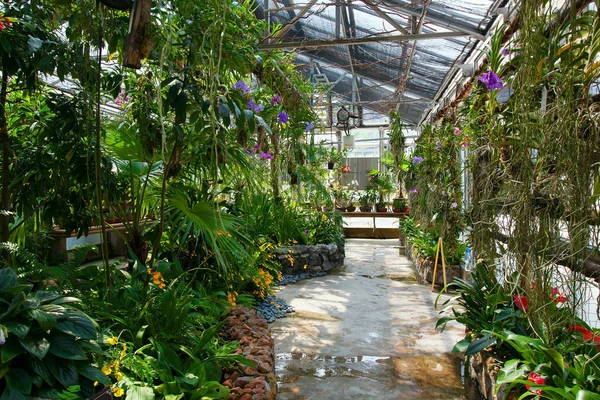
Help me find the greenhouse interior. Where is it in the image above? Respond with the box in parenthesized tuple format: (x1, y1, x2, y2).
(2, 0, 600, 399)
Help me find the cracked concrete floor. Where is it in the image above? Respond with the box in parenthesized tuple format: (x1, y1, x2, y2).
(272, 239, 466, 400)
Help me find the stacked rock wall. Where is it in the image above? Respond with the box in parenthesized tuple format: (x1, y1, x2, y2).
(221, 306, 277, 400)
(272, 243, 345, 274)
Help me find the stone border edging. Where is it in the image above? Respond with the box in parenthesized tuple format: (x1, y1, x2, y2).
(272, 243, 345, 275)
(464, 352, 517, 400)
(221, 306, 277, 400)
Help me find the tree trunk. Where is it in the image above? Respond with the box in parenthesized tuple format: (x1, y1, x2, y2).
(0, 70, 10, 243)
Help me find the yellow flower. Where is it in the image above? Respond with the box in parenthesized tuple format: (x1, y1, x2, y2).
(112, 387, 125, 397)
(107, 336, 118, 346)
(94, 381, 99, 387)
(101, 365, 112, 376)
(112, 360, 120, 372)
(227, 292, 237, 306)
(322, 214, 327, 222)
(303, 264, 307, 269)
(151, 271, 166, 289)
(115, 372, 124, 381)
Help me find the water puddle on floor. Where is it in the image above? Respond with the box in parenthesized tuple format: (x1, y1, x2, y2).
(276, 352, 467, 399)
(358, 273, 418, 283)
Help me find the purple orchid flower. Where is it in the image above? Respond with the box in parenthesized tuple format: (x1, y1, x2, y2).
(247, 99, 264, 113)
(233, 80, 250, 94)
(306, 121, 315, 131)
(409, 188, 418, 194)
(412, 156, 423, 164)
(259, 152, 273, 160)
(478, 70, 503, 90)
(278, 111, 288, 124)
(270, 95, 282, 106)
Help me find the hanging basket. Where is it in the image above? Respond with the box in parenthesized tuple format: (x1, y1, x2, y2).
(327, 161, 335, 170)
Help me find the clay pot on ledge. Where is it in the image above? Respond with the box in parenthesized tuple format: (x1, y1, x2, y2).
(360, 206, 372, 212)
(377, 206, 388, 213)
(346, 205, 356, 213)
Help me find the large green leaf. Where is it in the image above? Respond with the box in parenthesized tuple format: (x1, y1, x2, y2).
(1, 339, 25, 363)
(49, 335, 87, 360)
(1, 292, 27, 320)
(55, 312, 97, 340)
(28, 37, 43, 53)
(34, 291, 60, 304)
(577, 390, 600, 400)
(3, 320, 31, 339)
(126, 384, 155, 400)
(39, 304, 68, 319)
(0, 268, 17, 292)
(19, 335, 50, 359)
(28, 309, 57, 331)
(28, 357, 55, 386)
(77, 365, 110, 385)
(6, 369, 31, 395)
(465, 334, 496, 355)
(0, 385, 26, 400)
(45, 355, 78, 387)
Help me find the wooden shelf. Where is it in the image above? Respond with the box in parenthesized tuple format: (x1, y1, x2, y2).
(342, 212, 408, 217)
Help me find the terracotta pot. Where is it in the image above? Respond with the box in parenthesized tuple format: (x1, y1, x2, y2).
(107, 217, 118, 224)
(360, 206, 372, 212)
(392, 208, 403, 214)
(377, 207, 388, 213)
(346, 205, 356, 212)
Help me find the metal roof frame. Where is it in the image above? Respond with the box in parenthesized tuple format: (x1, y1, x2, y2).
(255, 0, 506, 126)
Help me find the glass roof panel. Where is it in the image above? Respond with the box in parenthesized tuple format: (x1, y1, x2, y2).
(255, 0, 500, 125)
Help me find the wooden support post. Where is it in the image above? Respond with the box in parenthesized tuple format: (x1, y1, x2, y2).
(123, 0, 152, 69)
(431, 237, 447, 291)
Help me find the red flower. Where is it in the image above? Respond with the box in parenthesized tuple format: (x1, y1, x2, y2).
(513, 295, 528, 311)
(526, 372, 544, 395)
(550, 287, 567, 303)
(568, 325, 600, 343)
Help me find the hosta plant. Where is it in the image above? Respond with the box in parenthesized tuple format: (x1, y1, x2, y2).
(0, 268, 108, 399)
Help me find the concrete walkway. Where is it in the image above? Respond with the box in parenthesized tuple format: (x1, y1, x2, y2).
(272, 239, 466, 399)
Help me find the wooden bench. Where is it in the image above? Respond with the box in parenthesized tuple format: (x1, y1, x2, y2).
(50, 222, 140, 259)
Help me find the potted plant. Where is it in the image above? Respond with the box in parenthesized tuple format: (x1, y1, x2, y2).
(392, 196, 407, 213)
(358, 190, 375, 212)
(376, 201, 388, 213)
(327, 148, 344, 170)
(346, 190, 358, 212)
(334, 189, 349, 212)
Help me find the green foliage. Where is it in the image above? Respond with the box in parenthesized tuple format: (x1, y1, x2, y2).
(91, 269, 249, 399)
(493, 331, 600, 399)
(405, 122, 464, 257)
(400, 217, 465, 264)
(435, 263, 527, 357)
(0, 268, 107, 399)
